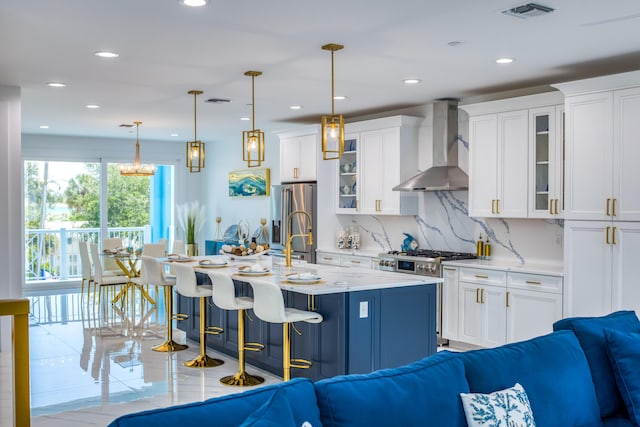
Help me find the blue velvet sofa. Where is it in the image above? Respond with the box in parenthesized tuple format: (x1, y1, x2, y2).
(109, 311, 640, 427)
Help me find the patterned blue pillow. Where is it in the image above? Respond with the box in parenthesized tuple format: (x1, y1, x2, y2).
(460, 383, 536, 427)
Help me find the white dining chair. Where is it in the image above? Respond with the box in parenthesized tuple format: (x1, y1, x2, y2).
(247, 278, 323, 381)
(142, 256, 188, 352)
(208, 270, 264, 386)
(173, 263, 223, 367)
(171, 239, 186, 256)
(102, 237, 125, 274)
(79, 241, 93, 301)
(89, 243, 130, 319)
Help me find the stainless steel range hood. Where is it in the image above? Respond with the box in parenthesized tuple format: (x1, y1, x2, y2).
(393, 99, 468, 191)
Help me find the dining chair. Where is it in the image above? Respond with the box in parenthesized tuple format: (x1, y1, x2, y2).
(173, 263, 223, 367)
(208, 270, 264, 386)
(172, 239, 186, 256)
(247, 278, 323, 381)
(142, 256, 188, 352)
(102, 237, 125, 274)
(89, 243, 131, 320)
(79, 241, 93, 301)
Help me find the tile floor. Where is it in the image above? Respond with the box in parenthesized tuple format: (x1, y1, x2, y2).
(1, 288, 281, 426)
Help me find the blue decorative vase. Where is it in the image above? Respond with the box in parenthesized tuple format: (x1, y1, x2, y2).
(401, 233, 419, 252)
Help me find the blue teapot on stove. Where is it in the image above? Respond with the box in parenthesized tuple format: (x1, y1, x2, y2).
(401, 233, 419, 252)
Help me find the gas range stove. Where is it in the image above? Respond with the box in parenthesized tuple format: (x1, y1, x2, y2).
(378, 250, 477, 276)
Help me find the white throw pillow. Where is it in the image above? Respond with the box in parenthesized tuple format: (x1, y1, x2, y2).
(460, 383, 536, 427)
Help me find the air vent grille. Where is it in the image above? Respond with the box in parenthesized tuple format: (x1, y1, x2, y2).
(501, 3, 554, 18)
(206, 98, 231, 104)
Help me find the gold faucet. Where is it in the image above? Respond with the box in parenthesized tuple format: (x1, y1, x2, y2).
(284, 210, 313, 267)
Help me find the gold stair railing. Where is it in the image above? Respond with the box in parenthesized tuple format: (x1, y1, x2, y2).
(0, 298, 31, 427)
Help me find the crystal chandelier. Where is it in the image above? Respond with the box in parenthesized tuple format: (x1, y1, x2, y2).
(119, 121, 155, 176)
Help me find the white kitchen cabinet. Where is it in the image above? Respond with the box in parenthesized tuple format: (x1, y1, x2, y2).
(277, 129, 318, 183)
(449, 265, 562, 347)
(315, 250, 341, 266)
(442, 266, 459, 341)
(565, 220, 640, 317)
(563, 87, 640, 221)
(506, 287, 562, 343)
(528, 105, 564, 218)
(468, 110, 529, 217)
(315, 250, 376, 270)
(335, 116, 421, 215)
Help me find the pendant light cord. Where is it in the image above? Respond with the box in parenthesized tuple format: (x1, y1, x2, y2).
(252, 74, 256, 131)
(193, 92, 197, 141)
(331, 50, 335, 116)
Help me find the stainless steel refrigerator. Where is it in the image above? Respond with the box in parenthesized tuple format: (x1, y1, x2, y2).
(270, 182, 317, 264)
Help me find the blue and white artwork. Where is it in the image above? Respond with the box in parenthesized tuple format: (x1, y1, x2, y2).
(228, 168, 270, 197)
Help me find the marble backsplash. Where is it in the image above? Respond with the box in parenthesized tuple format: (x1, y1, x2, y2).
(326, 191, 564, 266)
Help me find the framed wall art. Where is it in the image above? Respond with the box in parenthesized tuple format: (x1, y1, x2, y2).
(228, 168, 270, 197)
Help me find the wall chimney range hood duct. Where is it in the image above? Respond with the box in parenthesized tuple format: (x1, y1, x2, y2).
(393, 99, 468, 192)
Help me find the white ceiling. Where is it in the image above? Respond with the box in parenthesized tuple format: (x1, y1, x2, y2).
(2, 0, 640, 146)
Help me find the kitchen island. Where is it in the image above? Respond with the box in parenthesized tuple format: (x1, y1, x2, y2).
(176, 258, 441, 381)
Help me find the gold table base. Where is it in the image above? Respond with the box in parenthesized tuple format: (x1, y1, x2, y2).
(184, 354, 224, 368)
(152, 339, 188, 352)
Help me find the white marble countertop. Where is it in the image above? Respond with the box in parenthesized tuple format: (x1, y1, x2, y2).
(442, 259, 564, 276)
(179, 255, 441, 295)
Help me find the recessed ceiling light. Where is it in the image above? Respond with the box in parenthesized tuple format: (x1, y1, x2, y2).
(403, 79, 422, 84)
(240, 117, 250, 121)
(171, 133, 179, 137)
(94, 51, 119, 58)
(39, 125, 49, 129)
(85, 104, 100, 109)
(496, 57, 515, 64)
(334, 95, 347, 101)
(289, 105, 303, 110)
(47, 82, 66, 88)
(179, 0, 209, 6)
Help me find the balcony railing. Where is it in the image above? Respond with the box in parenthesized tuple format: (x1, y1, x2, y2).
(25, 226, 150, 282)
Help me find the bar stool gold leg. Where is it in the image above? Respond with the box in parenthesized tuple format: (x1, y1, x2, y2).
(220, 309, 264, 386)
(184, 296, 223, 367)
(153, 286, 188, 352)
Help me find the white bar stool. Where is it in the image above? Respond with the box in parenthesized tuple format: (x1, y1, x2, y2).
(142, 256, 188, 352)
(174, 264, 224, 368)
(207, 271, 264, 386)
(247, 278, 323, 381)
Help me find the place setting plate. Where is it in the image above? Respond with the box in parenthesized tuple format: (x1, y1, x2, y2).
(281, 273, 324, 285)
(234, 265, 271, 276)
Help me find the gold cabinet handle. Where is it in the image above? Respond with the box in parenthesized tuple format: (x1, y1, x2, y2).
(555, 199, 559, 215)
(491, 199, 495, 214)
(496, 199, 500, 214)
(606, 226, 611, 244)
(323, 257, 334, 261)
(293, 167, 299, 179)
(443, 267, 456, 271)
(612, 226, 617, 245)
(375, 199, 381, 212)
(506, 291, 510, 308)
(613, 198, 617, 217)
(525, 280, 541, 285)
(481, 289, 485, 304)
(355, 199, 359, 211)
(607, 198, 611, 216)
(549, 199, 553, 215)
(350, 260, 361, 264)
(474, 274, 489, 279)
(475, 288, 480, 303)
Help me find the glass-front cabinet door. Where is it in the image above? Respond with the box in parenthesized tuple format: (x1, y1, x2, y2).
(528, 105, 564, 218)
(336, 136, 358, 213)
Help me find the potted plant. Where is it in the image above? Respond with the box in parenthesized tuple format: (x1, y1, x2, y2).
(177, 201, 206, 256)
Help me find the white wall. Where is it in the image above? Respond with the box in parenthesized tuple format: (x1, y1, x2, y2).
(0, 86, 23, 351)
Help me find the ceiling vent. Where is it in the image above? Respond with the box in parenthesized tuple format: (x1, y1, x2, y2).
(119, 123, 134, 128)
(206, 98, 231, 104)
(501, 3, 554, 18)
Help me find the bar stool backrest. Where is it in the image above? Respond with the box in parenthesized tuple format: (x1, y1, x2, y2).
(208, 271, 242, 310)
(247, 279, 288, 324)
(141, 255, 169, 287)
(173, 263, 201, 297)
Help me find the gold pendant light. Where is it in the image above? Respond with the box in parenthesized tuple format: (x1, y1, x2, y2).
(186, 90, 205, 173)
(119, 121, 155, 176)
(242, 71, 265, 168)
(321, 43, 345, 160)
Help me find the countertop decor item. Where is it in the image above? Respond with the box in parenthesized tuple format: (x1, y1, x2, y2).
(401, 233, 418, 252)
(215, 217, 222, 240)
